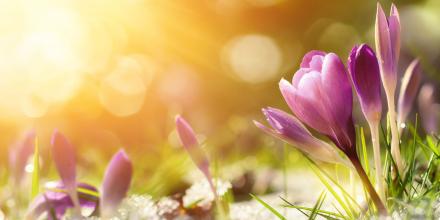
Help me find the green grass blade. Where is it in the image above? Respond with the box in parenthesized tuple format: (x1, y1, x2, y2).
(281, 204, 344, 219)
(307, 158, 361, 211)
(31, 137, 40, 199)
(308, 163, 354, 218)
(279, 197, 309, 218)
(251, 194, 286, 220)
(426, 135, 439, 156)
(360, 127, 370, 176)
(309, 191, 326, 220)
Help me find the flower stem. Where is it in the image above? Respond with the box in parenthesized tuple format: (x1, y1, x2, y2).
(349, 155, 387, 216)
(68, 189, 82, 218)
(368, 121, 385, 202)
(385, 91, 404, 174)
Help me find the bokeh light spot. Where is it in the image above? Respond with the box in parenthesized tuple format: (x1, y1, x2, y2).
(99, 56, 153, 117)
(223, 34, 282, 84)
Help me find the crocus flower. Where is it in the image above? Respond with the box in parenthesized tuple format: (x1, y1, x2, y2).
(418, 84, 440, 134)
(348, 44, 382, 123)
(9, 130, 35, 185)
(279, 51, 355, 153)
(348, 44, 385, 200)
(100, 149, 133, 218)
(375, 3, 403, 173)
(27, 182, 98, 220)
(51, 130, 82, 215)
(397, 59, 421, 130)
(254, 107, 345, 165)
(375, 3, 400, 91)
(175, 115, 216, 196)
(279, 50, 386, 214)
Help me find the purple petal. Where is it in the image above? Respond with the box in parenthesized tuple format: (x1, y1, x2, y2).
(175, 115, 210, 175)
(375, 3, 396, 88)
(255, 108, 345, 164)
(389, 3, 401, 67)
(300, 50, 326, 68)
(320, 53, 355, 150)
(348, 44, 382, 122)
(9, 130, 35, 184)
(175, 115, 198, 150)
(101, 149, 133, 217)
(280, 79, 331, 135)
(262, 107, 313, 143)
(175, 115, 214, 193)
(51, 130, 77, 191)
(397, 59, 421, 126)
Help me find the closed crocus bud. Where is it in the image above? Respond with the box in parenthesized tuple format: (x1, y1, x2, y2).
(254, 107, 345, 165)
(51, 130, 77, 191)
(279, 51, 355, 154)
(175, 115, 217, 197)
(101, 149, 133, 217)
(9, 130, 35, 185)
(175, 116, 211, 179)
(376, 3, 403, 175)
(348, 44, 386, 200)
(51, 130, 82, 216)
(418, 84, 440, 134)
(398, 59, 421, 129)
(348, 44, 382, 123)
(375, 3, 400, 91)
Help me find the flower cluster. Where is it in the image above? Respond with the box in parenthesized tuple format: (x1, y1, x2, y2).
(26, 131, 133, 219)
(255, 3, 434, 216)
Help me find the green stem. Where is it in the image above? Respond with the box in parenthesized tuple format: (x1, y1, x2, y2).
(349, 155, 387, 216)
(385, 89, 403, 174)
(369, 121, 385, 202)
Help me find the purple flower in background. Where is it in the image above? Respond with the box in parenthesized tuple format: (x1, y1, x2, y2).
(398, 59, 422, 129)
(279, 50, 355, 153)
(375, 3, 400, 91)
(254, 107, 345, 165)
(375, 3, 403, 174)
(348, 44, 382, 123)
(51, 130, 77, 194)
(175, 115, 216, 196)
(51, 130, 82, 215)
(100, 149, 133, 218)
(9, 130, 35, 185)
(27, 182, 98, 220)
(418, 84, 440, 134)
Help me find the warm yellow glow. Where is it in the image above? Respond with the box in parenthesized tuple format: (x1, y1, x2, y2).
(223, 34, 282, 84)
(99, 55, 153, 117)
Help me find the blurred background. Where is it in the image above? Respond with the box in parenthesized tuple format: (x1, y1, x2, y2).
(0, 0, 439, 196)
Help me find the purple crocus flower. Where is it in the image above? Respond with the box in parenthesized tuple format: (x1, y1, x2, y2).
(418, 84, 440, 135)
(375, 3, 403, 173)
(254, 107, 345, 165)
(27, 182, 98, 220)
(397, 59, 421, 130)
(9, 130, 35, 185)
(279, 50, 355, 153)
(51, 130, 82, 216)
(278, 50, 386, 214)
(175, 115, 216, 196)
(348, 44, 386, 200)
(348, 44, 382, 123)
(100, 149, 133, 218)
(375, 3, 400, 91)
